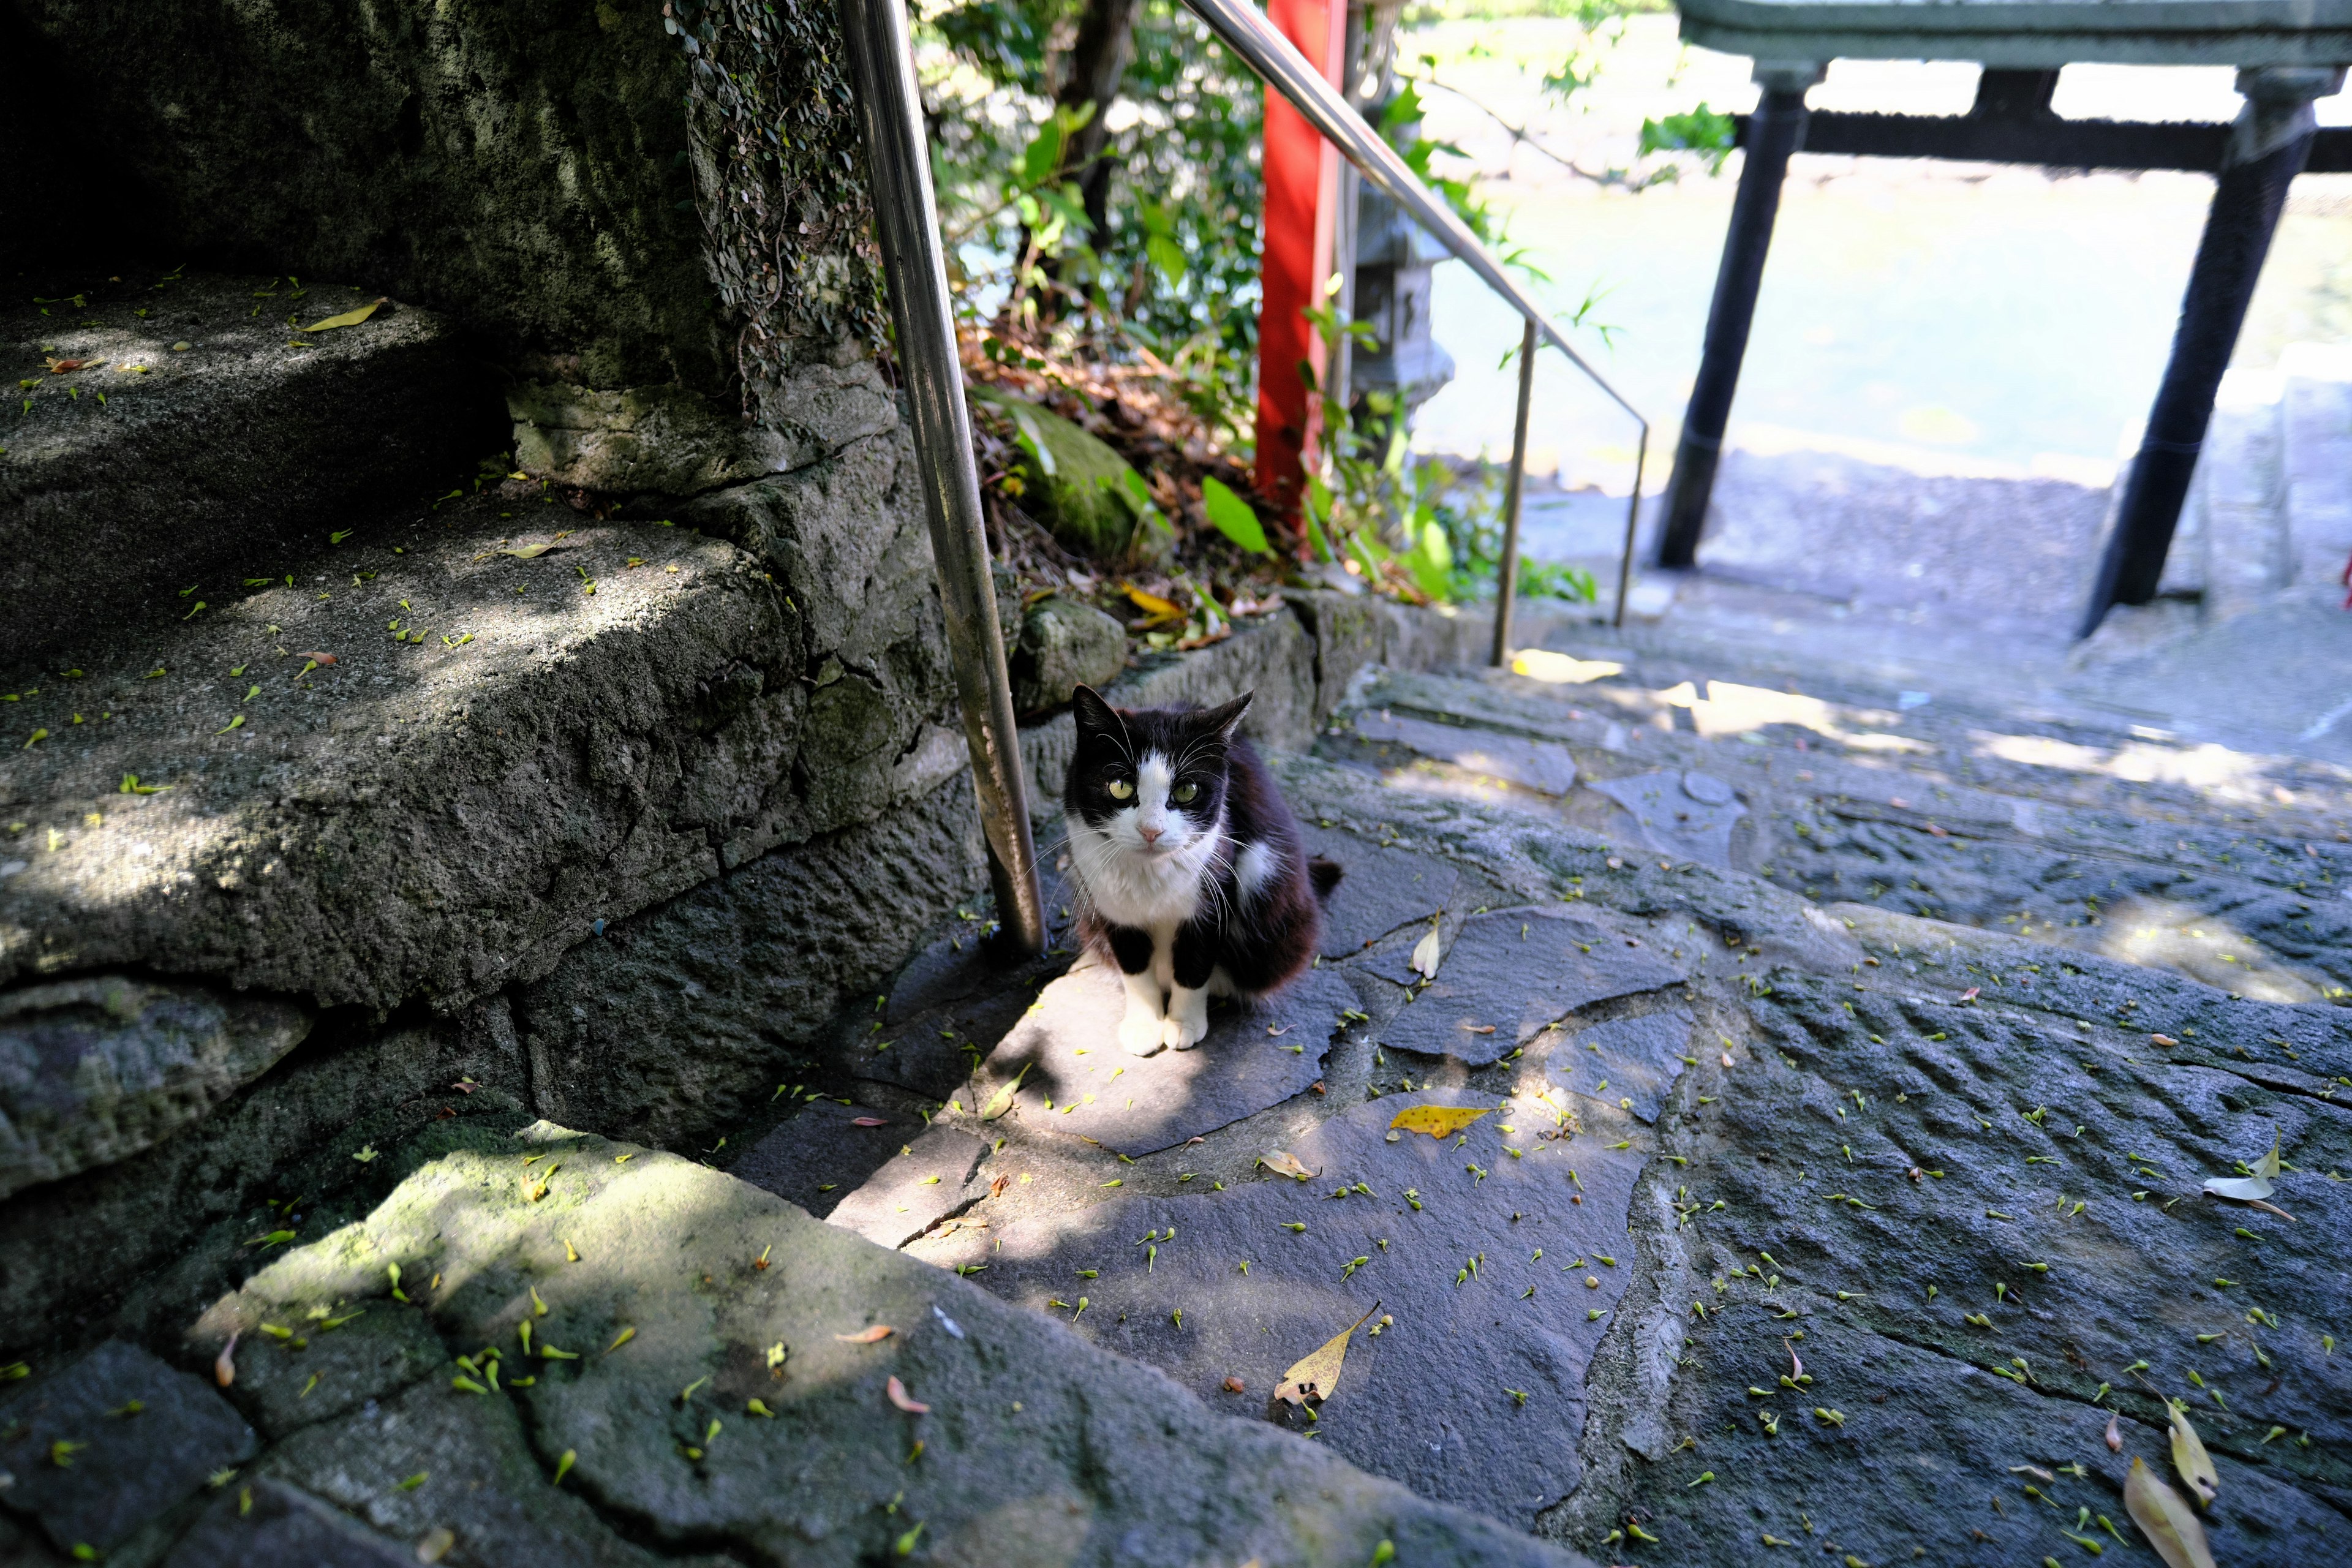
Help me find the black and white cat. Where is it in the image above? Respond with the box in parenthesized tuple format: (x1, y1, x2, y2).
(1063, 685, 1341, 1056)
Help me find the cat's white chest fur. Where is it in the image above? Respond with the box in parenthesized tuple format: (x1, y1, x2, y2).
(1066, 807, 1232, 1053)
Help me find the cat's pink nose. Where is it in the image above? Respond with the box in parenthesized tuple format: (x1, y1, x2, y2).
(1137, 823, 1163, 843)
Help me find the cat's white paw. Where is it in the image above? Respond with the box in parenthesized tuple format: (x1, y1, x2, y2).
(1164, 987, 1210, 1050)
(1118, 1003, 1167, 1057)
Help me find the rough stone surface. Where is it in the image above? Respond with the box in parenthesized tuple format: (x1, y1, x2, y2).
(728, 1099, 908, 1219)
(826, 1124, 989, 1248)
(513, 356, 895, 497)
(1537, 1006, 1696, 1126)
(162, 1478, 413, 1568)
(259, 1375, 689, 1568)
(0, 1340, 256, 1555)
(183, 1117, 1591, 1568)
(977, 959, 1358, 1155)
(0, 1002, 527, 1362)
(200, 1297, 448, 1442)
(0, 500, 802, 1014)
(1301, 822, 1463, 959)
(932, 1091, 1651, 1528)
(8, 0, 712, 390)
(1372, 908, 1687, 1066)
(0, 276, 507, 666)
(516, 774, 987, 1154)
(0, 976, 311, 1199)
(1355, 708, 1582, 795)
(1011, 594, 1129, 718)
(1583, 769, 1751, 869)
(824, 908, 1078, 1100)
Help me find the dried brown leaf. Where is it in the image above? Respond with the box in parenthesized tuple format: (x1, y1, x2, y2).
(1274, 1302, 1380, 1407)
(2170, 1406, 2218, 1508)
(2126, 1456, 2216, 1568)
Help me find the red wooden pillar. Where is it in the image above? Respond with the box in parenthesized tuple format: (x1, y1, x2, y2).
(1253, 0, 1345, 524)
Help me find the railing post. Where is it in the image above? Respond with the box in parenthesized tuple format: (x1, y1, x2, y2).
(1656, 61, 1820, 570)
(2078, 64, 2344, 638)
(839, 0, 1047, 957)
(1491, 317, 1539, 668)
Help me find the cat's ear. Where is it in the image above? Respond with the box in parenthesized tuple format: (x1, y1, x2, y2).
(1197, 691, 1252, 742)
(1071, 684, 1123, 742)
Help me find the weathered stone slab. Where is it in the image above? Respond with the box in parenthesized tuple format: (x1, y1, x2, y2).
(519, 775, 990, 1151)
(1584, 769, 1749, 868)
(1372, 909, 1685, 1066)
(260, 1374, 683, 1568)
(936, 1091, 1649, 1528)
(211, 1117, 1592, 1568)
(826, 1125, 989, 1248)
(0, 502, 804, 1015)
(0, 976, 311, 1199)
(0, 1340, 256, 1555)
(1538, 1007, 1697, 1126)
(1602, 1303, 2352, 1567)
(827, 891, 1077, 1099)
(195, 1292, 449, 1439)
(163, 1478, 413, 1568)
(1355, 709, 1581, 795)
(728, 1100, 910, 1218)
(1300, 823, 1461, 959)
(976, 959, 1357, 1155)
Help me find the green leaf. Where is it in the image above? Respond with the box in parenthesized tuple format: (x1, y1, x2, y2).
(1200, 475, 1272, 555)
(1640, 105, 1737, 172)
(1147, 233, 1188, 288)
(1018, 119, 1065, 187)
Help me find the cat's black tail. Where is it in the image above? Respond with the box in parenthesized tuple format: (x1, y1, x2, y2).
(1308, 856, 1344, 903)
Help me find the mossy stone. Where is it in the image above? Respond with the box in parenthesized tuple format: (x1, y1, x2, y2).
(971, 386, 1169, 565)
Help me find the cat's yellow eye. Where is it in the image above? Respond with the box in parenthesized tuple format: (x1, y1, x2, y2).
(1172, 781, 1199, 804)
(1107, 777, 1134, 800)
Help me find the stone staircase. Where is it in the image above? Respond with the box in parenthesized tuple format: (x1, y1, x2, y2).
(0, 257, 1629, 1565)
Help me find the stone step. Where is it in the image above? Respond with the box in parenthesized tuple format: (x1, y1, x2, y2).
(2, 268, 508, 666)
(0, 496, 808, 1206)
(0, 1112, 1592, 1567)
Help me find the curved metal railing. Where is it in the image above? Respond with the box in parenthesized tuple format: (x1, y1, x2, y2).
(1178, 0, 1651, 643)
(838, 0, 1651, 957)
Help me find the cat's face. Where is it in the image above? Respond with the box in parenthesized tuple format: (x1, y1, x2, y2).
(1066, 687, 1251, 865)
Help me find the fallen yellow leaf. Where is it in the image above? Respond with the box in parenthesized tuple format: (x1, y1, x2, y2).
(499, 542, 564, 560)
(1257, 1152, 1316, 1181)
(979, 1062, 1030, 1121)
(1125, 584, 1182, 618)
(2169, 1405, 2218, 1509)
(300, 297, 386, 332)
(1389, 1105, 1493, 1139)
(2126, 1456, 2216, 1568)
(1274, 1302, 1381, 1408)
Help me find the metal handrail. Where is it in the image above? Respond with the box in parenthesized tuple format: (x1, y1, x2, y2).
(841, 0, 1049, 957)
(1176, 0, 1653, 637)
